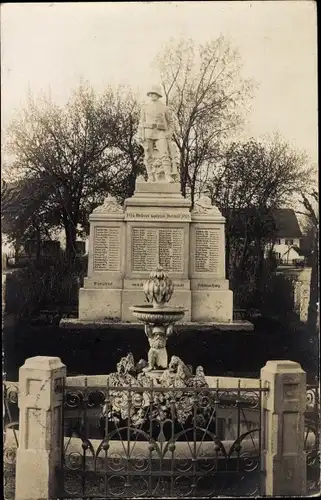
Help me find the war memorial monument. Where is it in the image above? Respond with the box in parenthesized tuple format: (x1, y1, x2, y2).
(78, 85, 233, 324)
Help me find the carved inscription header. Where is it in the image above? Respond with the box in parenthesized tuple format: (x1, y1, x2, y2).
(195, 228, 220, 274)
(126, 212, 190, 221)
(131, 227, 184, 273)
(93, 227, 121, 272)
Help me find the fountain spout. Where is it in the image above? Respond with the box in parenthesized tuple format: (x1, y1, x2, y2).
(130, 267, 187, 372)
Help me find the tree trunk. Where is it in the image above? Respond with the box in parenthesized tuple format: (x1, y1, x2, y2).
(307, 229, 319, 335)
(35, 227, 41, 263)
(255, 239, 265, 307)
(127, 169, 137, 198)
(225, 233, 230, 279)
(126, 151, 141, 198)
(180, 152, 188, 198)
(63, 213, 77, 260)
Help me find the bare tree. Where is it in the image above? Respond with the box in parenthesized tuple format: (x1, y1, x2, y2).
(100, 85, 144, 200)
(5, 82, 142, 257)
(1, 176, 60, 260)
(154, 37, 254, 202)
(205, 137, 312, 306)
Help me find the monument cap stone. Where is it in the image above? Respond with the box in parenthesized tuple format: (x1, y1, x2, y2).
(23, 356, 65, 370)
(262, 360, 305, 373)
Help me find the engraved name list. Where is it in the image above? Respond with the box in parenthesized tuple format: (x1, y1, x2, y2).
(93, 227, 120, 271)
(132, 227, 184, 273)
(195, 228, 220, 273)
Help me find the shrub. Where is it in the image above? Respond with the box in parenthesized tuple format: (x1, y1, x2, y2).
(4, 253, 88, 320)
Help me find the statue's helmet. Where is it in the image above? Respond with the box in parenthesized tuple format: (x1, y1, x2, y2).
(147, 84, 163, 98)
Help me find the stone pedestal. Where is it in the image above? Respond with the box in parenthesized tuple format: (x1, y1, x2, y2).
(79, 196, 126, 320)
(78, 182, 233, 322)
(15, 356, 66, 500)
(260, 360, 307, 496)
(190, 199, 233, 322)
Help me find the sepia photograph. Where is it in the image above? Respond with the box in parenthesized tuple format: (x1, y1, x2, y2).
(1, 1, 319, 498)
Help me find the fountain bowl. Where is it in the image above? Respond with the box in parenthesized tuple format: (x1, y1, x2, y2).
(130, 304, 187, 325)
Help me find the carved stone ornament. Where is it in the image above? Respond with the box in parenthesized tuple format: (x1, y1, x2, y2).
(143, 266, 174, 308)
(92, 194, 124, 214)
(192, 195, 222, 215)
(102, 353, 209, 425)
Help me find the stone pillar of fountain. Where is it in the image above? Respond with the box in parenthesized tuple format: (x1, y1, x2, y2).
(130, 266, 187, 374)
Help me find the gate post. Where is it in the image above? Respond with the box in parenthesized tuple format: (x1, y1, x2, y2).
(260, 360, 307, 496)
(15, 356, 66, 500)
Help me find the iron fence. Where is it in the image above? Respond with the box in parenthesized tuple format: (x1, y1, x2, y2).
(305, 383, 320, 495)
(3, 379, 320, 498)
(58, 379, 267, 498)
(3, 381, 19, 500)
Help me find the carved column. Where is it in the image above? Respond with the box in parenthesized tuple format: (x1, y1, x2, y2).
(15, 356, 66, 500)
(261, 360, 307, 496)
(190, 197, 233, 322)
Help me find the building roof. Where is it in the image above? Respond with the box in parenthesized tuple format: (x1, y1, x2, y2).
(273, 209, 302, 238)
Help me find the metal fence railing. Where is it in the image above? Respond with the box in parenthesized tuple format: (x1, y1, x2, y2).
(3, 381, 19, 500)
(58, 380, 267, 498)
(305, 384, 320, 494)
(3, 380, 319, 498)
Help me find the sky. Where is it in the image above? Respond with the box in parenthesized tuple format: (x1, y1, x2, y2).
(1, 1, 318, 165)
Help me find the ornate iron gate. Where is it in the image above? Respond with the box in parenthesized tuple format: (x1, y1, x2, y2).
(57, 379, 267, 498)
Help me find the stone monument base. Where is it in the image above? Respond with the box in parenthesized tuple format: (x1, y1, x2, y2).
(78, 179, 235, 323)
(78, 288, 192, 322)
(79, 288, 122, 321)
(191, 290, 233, 322)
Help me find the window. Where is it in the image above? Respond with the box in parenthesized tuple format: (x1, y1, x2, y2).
(285, 239, 294, 246)
(276, 239, 281, 245)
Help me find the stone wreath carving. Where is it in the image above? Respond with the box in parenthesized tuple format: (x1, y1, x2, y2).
(92, 194, 124, 214)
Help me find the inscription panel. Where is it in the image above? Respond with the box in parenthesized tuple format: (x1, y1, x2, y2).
(282, 412, 299, 454)
(124, 280, 189, 289)
(93, 227, 120, 272)
(195, 228, 220, 273)
(27, 379, 42, 396)
(131, 228, 184, 273)
(126, 211, 190, 221)
(26, 408, 42, 449)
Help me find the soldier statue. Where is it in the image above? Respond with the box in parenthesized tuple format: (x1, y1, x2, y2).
(136, 84, 179, 183)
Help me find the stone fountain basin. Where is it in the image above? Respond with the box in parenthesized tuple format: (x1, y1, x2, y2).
(130, 304, 187, 324)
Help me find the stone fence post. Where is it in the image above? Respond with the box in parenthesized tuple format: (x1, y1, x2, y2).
(261, 360, 307, 496)
(15, 356, 66, 500)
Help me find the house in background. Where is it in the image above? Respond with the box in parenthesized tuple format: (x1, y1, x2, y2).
(271, 209, 304, 265)
(226, 207, 304, 266)
(280, 245, 306, 265)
